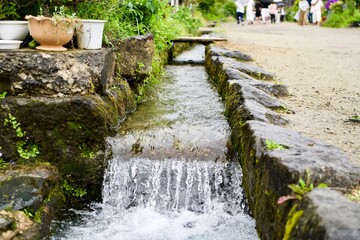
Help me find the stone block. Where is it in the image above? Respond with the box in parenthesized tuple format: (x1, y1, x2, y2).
(291, 188, 360, 240)
(0, 49, 115, 96)
(112, 33, 154, 83)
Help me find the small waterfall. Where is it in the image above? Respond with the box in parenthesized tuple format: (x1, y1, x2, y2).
(102, 157, 246, 215)
(51, 45, 258, 240)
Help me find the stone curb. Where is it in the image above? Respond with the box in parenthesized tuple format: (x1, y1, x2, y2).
(205, 45, 360, 240)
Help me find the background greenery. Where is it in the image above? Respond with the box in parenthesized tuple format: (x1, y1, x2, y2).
(195, 0, 236, 20)
(285, 0, 360, 27)
(323, 0, 360, 27)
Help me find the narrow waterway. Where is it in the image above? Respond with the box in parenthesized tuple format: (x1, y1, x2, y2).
(51, 45, 258, 240)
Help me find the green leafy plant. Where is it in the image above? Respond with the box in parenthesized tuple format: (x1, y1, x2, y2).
(16, 141, 40, 160)
(172, 6, 203, 35)
(136, 61, 146, 73)
(196, 0, 236, 20)
(4, 113, 40, 161)
(330, 1, 345, 14)
(22, 208, 34, 218)
(265, 139, 286, 150)
(349, 115, 360, 123)
(0, 1, 19, 20)
(50, 5, 78, 28)
(4, 114, 26, 138)
(62, 180, 87, 198)
(79, 144, 95, 159)
(323, 0, 360, 28)
(0, 91, 7, 100)
(278, 169, 328, 204)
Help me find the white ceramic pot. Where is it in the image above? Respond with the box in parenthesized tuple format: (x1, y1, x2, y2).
(0, 21, 29, 40)
(0, 40, 23, 49)
(76, 19, 106, 49)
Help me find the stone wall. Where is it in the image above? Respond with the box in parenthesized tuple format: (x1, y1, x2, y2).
(205, 45, 360, 239)
(0, 34, 154, 239)
(0, 49, 136, 203)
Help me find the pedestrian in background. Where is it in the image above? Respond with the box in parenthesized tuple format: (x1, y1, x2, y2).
(311, 0, 324, 26)
(260, 1, 270, 24)
(255, 0, 262, 23)
(269, 1, 278, 23)
(236, 0, 245, 25)
(307, 0, 313, 24)
(299, 0, 310, 26)
(280, 6, 286, 22)
(246, 0, 255, 24)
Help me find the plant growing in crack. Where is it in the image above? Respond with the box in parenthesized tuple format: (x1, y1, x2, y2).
(4, 113, 40, 161)
(62, 179, 87, 198)
(265, 139, 286, 150)
(0, 91, 7, 100)
(277, 169, 328, 204)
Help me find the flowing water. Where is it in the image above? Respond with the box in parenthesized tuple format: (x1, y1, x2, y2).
(51, 45, 258, 240)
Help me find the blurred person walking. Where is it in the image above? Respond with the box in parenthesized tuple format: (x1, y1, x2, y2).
(269, 1, 278, 23)
(299, 0, 310, 25)
(246, 0, 255, 24)
(311, 0, 324, 26)
(236, 0, 246, 25)
(255, 0, 262, 22)
(260, 1, 270, 24)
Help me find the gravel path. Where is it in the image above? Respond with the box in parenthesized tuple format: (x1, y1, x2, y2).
(215, 22, 360, 165)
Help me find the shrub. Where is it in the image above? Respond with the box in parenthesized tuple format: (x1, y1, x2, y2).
(197, 0, 237, 20)
(323, 1, 360, 28)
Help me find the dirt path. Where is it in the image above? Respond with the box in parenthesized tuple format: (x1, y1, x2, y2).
(214, 22, 360, 166)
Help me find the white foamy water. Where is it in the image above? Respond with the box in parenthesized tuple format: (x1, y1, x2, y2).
(52, 158, 258, 240)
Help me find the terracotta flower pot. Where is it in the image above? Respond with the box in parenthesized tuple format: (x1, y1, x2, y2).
(25, 15, 76, 51)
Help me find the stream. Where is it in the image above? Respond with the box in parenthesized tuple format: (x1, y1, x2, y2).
(51, 45, 258, 240)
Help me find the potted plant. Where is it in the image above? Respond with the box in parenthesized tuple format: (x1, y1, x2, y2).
(25, 6, 78, 51)
(0, 1, 29, 49)
(74, 1, 107, 49)
(76, 19, 106, 49)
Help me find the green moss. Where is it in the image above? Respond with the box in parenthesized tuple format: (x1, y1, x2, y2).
(67, 121, 84, 131)
(273, 106, 292, 114)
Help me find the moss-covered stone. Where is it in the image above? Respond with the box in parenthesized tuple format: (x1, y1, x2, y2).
(0, 164, 65, 239)
(0, 87, 135, 203)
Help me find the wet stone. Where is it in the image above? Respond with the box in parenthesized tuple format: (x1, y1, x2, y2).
(0, 166, 59, 212)
(214, 55, 275, 81)
(0, 215, 14, 231)
(0, 177, 44, 210)
(227, 80, 286, 110)
(112, 33, 154, 83)
(292, 188, 360, 240)
(208, 46, 254, 61)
